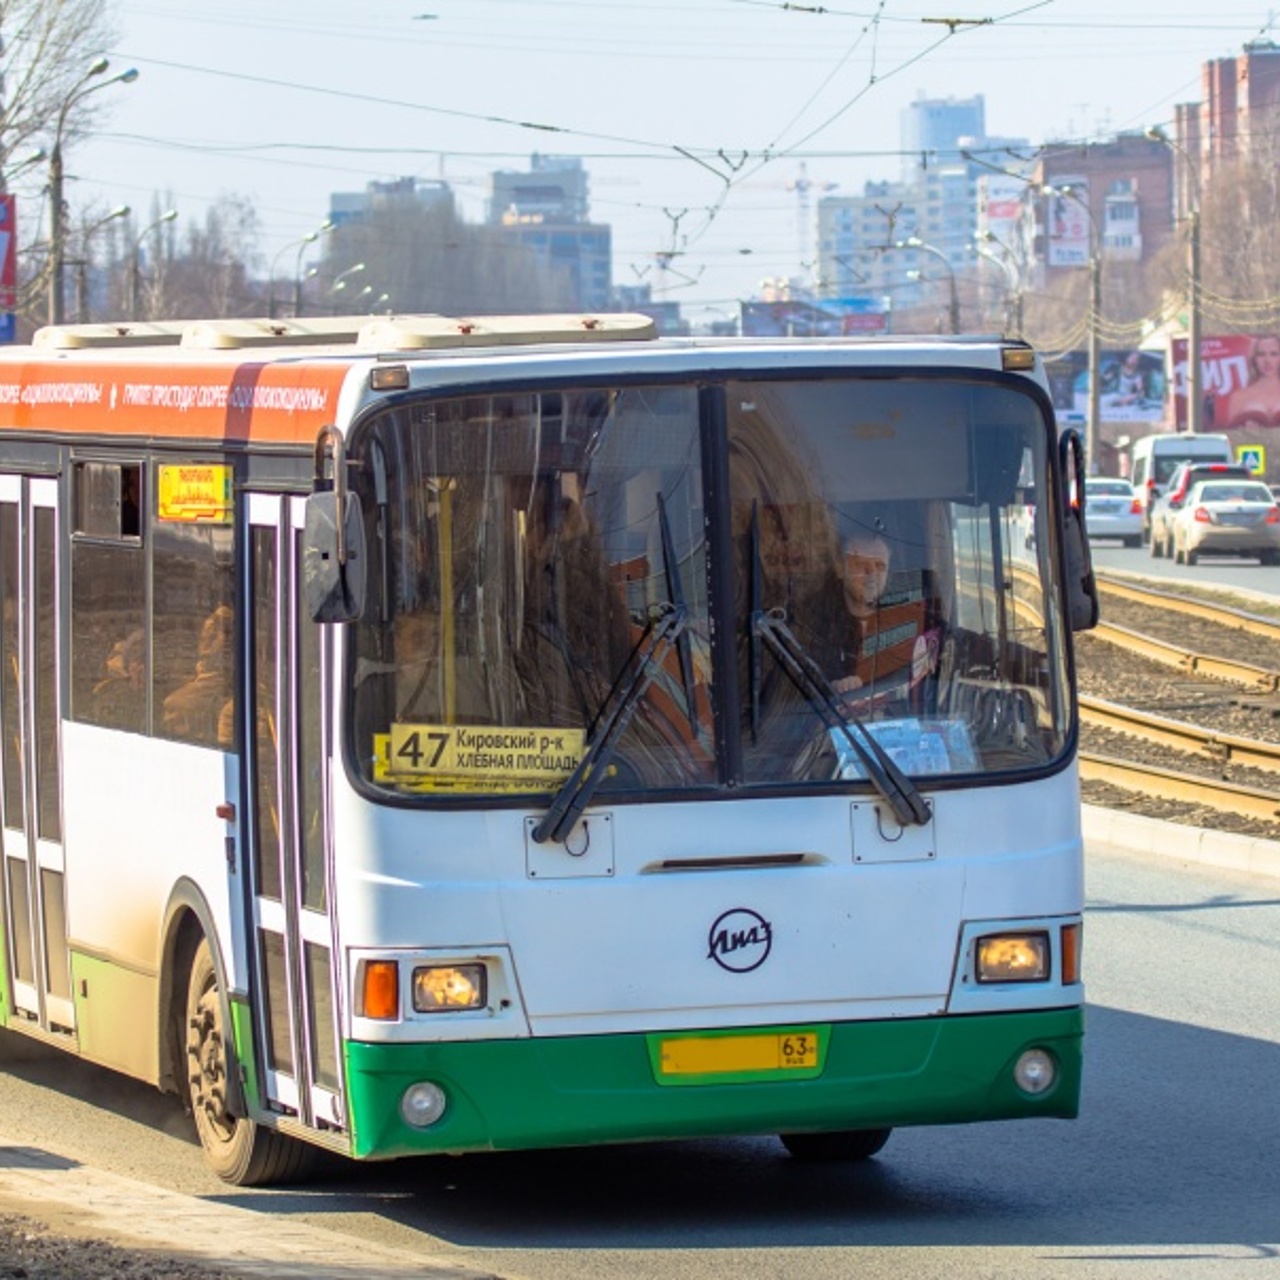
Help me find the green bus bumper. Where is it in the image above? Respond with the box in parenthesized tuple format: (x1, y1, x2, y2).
(344, 1007, 1083, 1160)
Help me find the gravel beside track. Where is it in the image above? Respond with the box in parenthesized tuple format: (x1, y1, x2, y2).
(1079, 589, 1280, 839)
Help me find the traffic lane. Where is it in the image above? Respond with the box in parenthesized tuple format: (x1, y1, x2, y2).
(0, 843, 1276, 1279)
(1090, 538, 1280, 597)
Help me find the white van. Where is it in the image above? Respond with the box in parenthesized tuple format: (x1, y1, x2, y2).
(1129, 431, 1233, 541)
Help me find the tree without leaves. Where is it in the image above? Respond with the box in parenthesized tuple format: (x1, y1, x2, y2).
(157, 196, 261, 320)
(0, 0, 118, 171)
(1, 0, 120, 332)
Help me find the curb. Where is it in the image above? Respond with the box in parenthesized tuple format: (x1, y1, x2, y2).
(1082, 803, 1280, 879)
(0, 1138, 489, 1280)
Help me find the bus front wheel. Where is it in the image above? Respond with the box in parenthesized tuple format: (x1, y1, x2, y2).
(185, 937, 313, 1186)
(779, 1128, 892, 1161)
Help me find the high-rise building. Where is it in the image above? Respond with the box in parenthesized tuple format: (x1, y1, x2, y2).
(488, 156, 612, 311)
(901, 93, 985, 180)
(1175, 39, 1280, 218)
(329, 177, 453, 229)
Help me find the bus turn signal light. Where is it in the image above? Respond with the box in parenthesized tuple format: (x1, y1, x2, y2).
(359, 960, 400, 1020)
(1061, 923, 1081, 984)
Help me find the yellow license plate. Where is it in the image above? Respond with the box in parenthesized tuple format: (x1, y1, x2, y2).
(658, 1029, 821, 1078)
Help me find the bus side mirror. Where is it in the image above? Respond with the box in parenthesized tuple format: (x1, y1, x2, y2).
(303, 424, 367, 623)
(1059, 430, 1099, 632)
(303, 490, 367, 622)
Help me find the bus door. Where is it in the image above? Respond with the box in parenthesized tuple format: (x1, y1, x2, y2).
(245, 493, 344, 1134)
(0, 475, 73, 1034)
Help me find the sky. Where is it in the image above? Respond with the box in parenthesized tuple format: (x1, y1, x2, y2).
(34, 0, 1280, 319)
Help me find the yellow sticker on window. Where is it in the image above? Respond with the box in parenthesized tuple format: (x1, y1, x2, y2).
(157, 464, 233, 523)
(385, 724, 585, 783)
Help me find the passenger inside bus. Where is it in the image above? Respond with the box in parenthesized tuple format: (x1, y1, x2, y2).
(162, 604, 235, 747)
(90, 628, 147, 734)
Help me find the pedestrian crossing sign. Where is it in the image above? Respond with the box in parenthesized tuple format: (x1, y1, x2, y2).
(1237, 444, 1266, 476)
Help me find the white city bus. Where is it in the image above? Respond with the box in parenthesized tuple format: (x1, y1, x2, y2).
(0, 313, 1098, 1184)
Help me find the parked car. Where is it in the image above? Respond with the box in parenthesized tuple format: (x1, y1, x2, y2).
(1168, 479, 1280, 565)
(1150, 462, 1254, 559)
(1083, 478, 1142, 546)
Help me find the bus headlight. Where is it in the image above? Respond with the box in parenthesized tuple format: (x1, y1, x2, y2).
(412, 963, 487, 1012)
(975, 932, 1050, 983)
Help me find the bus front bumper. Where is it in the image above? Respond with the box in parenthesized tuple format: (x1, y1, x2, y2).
(342, 1007, 1083, 1159)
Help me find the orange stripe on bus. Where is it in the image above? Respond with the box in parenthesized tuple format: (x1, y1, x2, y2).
(0, 360, 355, 444)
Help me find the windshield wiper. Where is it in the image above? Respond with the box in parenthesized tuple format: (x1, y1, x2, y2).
(532, 489, 696, 846)
(531, 598, 688, 845)
(747, 507, 930, 828)
(657, 492, 699, 734)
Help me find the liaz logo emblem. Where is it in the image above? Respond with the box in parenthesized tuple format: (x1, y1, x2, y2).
(707, 908, 772, 973)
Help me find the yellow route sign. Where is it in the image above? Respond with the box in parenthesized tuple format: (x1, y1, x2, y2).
(384, 723, 585, 788)
(157, 464, 233, 523)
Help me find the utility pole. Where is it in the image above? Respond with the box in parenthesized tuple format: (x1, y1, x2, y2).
(1044, 184, 1102, 472)
(1186, 206, 1202, 433)
(1148, 126, 1202, 433)
(1088, 252, 1102, 469)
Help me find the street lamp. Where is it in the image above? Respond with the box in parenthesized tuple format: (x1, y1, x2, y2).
(329, 262, 367, 313)
(895, 237, 960, 334)
(48, 59, 140, 324)
(1044, 184, 1102, 471)
(3, 148, 47, 187)
(267, 220, 333, 319)
(294, 223, 336, 317)
(130, 208, 178, 321)
(73, 203, 129, 322)
(978, 230, 1024, 336)
(1147, 125, 1202, 434)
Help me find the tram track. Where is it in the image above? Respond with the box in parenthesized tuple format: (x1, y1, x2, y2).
(1077, 572, 1280, 837)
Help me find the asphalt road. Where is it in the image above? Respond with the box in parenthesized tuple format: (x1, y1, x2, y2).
(0, 840, 1277, 1279)
(1090, 536, 1280, 597)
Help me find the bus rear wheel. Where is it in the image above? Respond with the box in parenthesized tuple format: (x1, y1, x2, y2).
(185, 937, 313, 1186)
(779, 1128, 892, 1161)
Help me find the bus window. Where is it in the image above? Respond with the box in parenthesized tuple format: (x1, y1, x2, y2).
(350, 386, 713, 798)
(153, 519, 236, 749)
(727, 377, 1068, 785)
(70, 461, 147, 734)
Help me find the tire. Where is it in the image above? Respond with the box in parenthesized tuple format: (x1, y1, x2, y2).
(1185, 547, 1198, 565)
(779, 1128, 892, 1162)
(1123, 536, 1141, 549)
(1149, 531, 1164, 558)
(1260, 550, 1280, 566)
(186, 938, 315, 1186)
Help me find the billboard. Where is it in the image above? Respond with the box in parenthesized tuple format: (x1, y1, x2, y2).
(1046, 178, 1091, 268)
(1171, 334, 1278, 430)
(1045, 349, 1166, 425)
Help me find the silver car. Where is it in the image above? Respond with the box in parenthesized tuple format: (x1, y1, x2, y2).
(1084, 478, 1142, 547)
(1170, 479, 1280, 565)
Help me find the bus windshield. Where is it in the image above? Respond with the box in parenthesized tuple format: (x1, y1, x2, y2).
(347, 374, 1069, 800)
